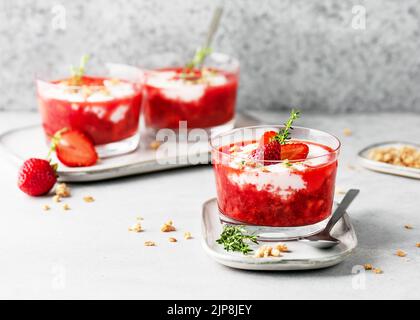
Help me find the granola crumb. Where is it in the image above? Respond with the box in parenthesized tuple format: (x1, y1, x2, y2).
(270, 248, 282, 257)
(416, 243, 420, 248)
(83, 196, 95, 203)
(62, 203, 70, 211)
(275, 244, 289, 252)
(343, 128, 352, 136)
(169, 237, 177, 243)
(404, 224, 413, 230)
(364, 264, 373, 271)
(109, 78, 121, 85)
(373, 268, 383, 274)
(136, 216, 144, 221)
(396, 249, 407, 257)
(55, 183, 71, 197)
(261, 167, 270, 173)
(161, 220, 176, 232)
(149, 140, 161, 150)
(144, 241, 156, 247)
(335, 188, 346, 195)
(254, 245, 271, 258)
(128, 223, 142, 233)
(254, 245, 282, 258)
(52, 195, 62, 203)
(42, 204, 50, 211)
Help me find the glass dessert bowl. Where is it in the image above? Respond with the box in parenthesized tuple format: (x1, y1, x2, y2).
(36, 62, 144, 158)
(142, 52, 239, 136)
(211, 124, 341, 239)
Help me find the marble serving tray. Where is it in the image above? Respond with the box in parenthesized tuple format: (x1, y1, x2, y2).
(201, 198, 358, 271)
(0, 113, 260, 182)
(358, 141, 420, 179)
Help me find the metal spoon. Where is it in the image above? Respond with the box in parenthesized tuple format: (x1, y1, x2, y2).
(298, 189, 360, 249)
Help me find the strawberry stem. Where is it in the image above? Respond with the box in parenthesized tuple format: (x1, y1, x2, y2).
(47, 128, 68, 160)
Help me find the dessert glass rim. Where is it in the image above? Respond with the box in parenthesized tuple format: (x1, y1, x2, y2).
(210, 124, 341, 164)
(140, 51, 240, 75)
(36, 62, 143, 90)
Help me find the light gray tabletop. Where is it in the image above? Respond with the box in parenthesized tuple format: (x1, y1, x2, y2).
(0, 111, 419, 300)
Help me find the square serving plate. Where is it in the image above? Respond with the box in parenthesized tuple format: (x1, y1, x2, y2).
(201, 198, 358, 271)
(358, 141, 420, 179)
(0, 113, 260, 182)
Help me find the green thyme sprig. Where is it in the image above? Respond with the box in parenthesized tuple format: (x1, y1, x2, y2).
(216, 225, 258, 255)
(181, 47, 213, 80)
(275, 109, 300, 145)
(70, 54, 89, 85)
(185, 47, 213, 70)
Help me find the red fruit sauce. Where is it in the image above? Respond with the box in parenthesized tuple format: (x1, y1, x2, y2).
(37, 76, 143, 146)
(213, 140, 338, 227)
(143, 67, 238, 129)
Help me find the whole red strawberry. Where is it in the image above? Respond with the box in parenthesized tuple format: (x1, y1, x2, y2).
(18, 158, 57, 196)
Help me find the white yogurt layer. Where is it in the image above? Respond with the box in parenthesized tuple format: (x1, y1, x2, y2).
(39, 79, 136, 103)
(226, 141, 332, 198)
(146, 70, 228, 102)
(229, 170, 306, 198)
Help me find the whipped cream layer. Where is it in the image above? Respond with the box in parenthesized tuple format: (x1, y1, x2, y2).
(39, 79, 136, 103)
(226, 141, 332, 198)
(147, 70, 228, 102)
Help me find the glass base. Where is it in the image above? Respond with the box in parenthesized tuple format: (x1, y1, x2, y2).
(219, 210, 331, 241)
(96, 133, 140, 158)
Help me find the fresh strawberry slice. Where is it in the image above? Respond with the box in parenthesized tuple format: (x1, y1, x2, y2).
(18, 158, 57, 196)
(56, 130, 98, 167)
(259, 131, 278, 146)
(280, 143, 309, 161)
(251, 140, 281, 165)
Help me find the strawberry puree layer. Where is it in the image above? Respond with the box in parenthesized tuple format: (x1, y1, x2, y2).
(144, 67, 238, 129)
(213, 140, 338, 227)
(37, 76, 143, 146)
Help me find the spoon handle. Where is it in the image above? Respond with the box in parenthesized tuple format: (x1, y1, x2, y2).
(204, 7, 224, 50)
(325, 189, 360, 233)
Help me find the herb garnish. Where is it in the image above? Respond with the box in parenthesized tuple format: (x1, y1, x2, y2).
(274, 109, 300, 145)
(70, 54, 89, 85)
(185, 47, 213, 71)
(216, 225, 258, 255)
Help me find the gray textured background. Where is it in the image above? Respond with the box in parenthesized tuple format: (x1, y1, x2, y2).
(1, 0, 420, 112)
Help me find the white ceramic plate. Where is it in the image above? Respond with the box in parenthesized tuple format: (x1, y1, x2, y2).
(0, 113, 260, 182)
(358, 141, 420, 179)
(201, 198, 358, 271)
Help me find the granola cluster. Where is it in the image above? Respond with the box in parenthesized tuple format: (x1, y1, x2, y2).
(128, 218, 192, 247)
(128, 223, 143, 233)
(161, 220, 176, 232)
(42, 183, 96, 213)
(368, 145, 420, 169)
(254, 244, 289, 258)
(364, 264, 383, 274)
(55, 183, 71, 198)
